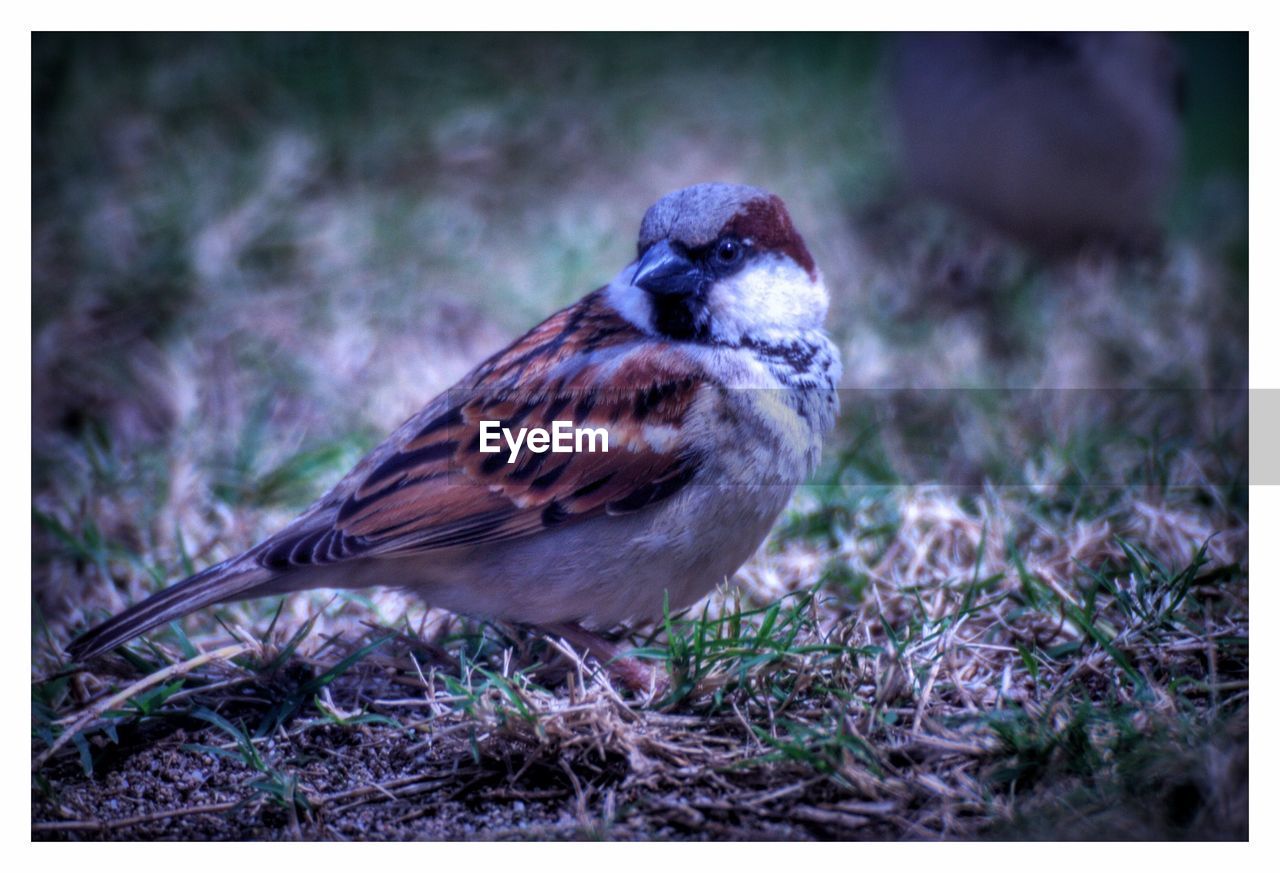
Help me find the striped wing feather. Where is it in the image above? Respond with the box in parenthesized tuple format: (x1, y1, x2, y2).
(257, 293, 707, 570)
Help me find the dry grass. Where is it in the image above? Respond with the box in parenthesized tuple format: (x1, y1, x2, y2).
(32, 34, 1247, 840)
(31, 481, 1247, 838)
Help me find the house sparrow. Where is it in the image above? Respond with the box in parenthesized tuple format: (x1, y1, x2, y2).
(888, 32, 1184, 252)
(67, 183, 841, 691)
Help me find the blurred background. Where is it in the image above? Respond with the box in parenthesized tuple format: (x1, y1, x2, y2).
(32, 31, 1246, 643)
(31, 32, 1249, 841)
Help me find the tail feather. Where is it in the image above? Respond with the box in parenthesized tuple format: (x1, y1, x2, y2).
(66, 559, 276, 661)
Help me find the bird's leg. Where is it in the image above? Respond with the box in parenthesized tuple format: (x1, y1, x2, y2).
(544, 622, 667, 696)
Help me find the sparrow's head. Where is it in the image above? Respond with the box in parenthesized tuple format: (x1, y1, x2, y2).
(610, 183, 827, 344)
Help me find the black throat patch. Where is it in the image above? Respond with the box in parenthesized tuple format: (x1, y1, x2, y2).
(650, 288, 711, 341)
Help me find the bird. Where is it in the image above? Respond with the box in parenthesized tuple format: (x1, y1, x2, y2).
(67, 183, 842, 692)
(887, 32, 1184, 253)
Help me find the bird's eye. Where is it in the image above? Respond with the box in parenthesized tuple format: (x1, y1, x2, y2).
(714, 238, 744, 266)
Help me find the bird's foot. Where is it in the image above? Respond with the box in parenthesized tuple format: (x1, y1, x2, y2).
(544, 622, 668, 698)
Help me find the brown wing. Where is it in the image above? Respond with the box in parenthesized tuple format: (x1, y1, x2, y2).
(256, 292, 709, 571)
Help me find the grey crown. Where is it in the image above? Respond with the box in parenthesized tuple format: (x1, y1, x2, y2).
(637, 183, 769, 253)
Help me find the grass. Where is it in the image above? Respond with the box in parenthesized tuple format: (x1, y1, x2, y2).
(31, 502, 1247, 837)
(31, 33, 1246, 840)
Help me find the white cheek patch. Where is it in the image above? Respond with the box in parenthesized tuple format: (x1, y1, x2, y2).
(708, 256, 829, 343)
(603, 264, 656, 334)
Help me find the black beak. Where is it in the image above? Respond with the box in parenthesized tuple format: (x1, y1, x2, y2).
(632, 240, 703, 297)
